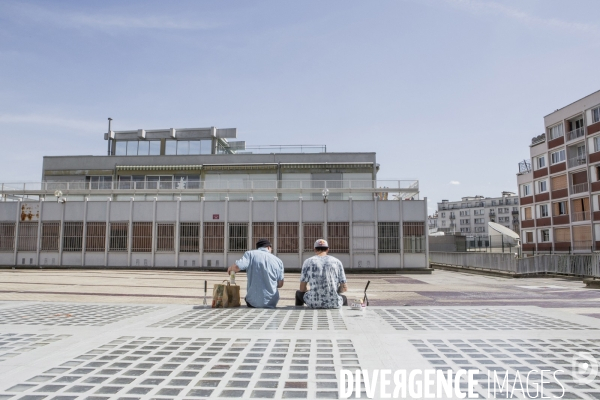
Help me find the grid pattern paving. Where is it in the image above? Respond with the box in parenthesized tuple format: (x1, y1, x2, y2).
(0, 304, 159, 327)
(1, 336, 361, 399)
(0, 334, 71, 362)
(412, 338, 600, 399)
(375, 308, 597, 331)
(149, 309, 347, 330)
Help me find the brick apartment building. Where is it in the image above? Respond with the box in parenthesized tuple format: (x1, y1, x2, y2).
(517, 90, 600, 254)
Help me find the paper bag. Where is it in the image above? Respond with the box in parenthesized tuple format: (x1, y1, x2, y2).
(226, 284, 241, 307)
(212, 282, 229, 308)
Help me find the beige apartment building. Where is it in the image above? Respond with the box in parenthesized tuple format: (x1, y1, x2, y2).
(517, 90, 600, 254)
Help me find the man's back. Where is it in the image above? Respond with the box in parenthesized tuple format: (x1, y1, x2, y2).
(300, 255, 346, 309)
(236, 248, 284, 308)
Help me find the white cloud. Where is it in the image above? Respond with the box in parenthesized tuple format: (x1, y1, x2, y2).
(0, 114, 104, 133)
(5, 3, 218, 32)
(450, 181, 460, 185)
(443, 0, 600, 36)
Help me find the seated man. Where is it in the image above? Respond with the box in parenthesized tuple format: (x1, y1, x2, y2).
(296, 239, 348, 308)
(227, 239, 284, 308)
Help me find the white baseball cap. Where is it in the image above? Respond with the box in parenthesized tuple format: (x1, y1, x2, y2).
(314, 239, 329, 248)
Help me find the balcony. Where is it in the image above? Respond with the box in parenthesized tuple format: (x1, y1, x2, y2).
(449, 215, 455, 219)
(567, 155, 587, 168)
(571, 211, 591, 222)
(518, 160, 532, 174)
(511, 211, 519, 215)
(489, 211, 495, 216)
(570, 182, 589, 194)
(566, 127, 585, 142)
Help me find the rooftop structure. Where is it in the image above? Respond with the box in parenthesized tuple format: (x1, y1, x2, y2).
(0, 124, 427, 270)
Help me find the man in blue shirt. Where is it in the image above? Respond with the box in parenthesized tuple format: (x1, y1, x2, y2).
(227, 239, 284, 308)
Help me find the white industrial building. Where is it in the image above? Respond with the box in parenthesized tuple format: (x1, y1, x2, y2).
(0, 125, 428, 270)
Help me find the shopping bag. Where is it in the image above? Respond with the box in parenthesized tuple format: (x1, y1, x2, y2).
(212, 282, 229, 308)
(226, 284, 241, 307)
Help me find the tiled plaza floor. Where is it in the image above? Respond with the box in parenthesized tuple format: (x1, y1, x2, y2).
(0, 269, 599, 399)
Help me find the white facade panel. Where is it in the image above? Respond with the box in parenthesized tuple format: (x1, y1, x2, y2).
(353, 201, 374, 222)
(228, 202, 250, 222)
(132, 202, 153, 221)
(404, 201, 425, 221)
(404, 253, 427, 268)
(378, 201, 400, 221)
(0, 202, 17, 221)
(180, 202, 201, 222)
(110, 202, 130, 221)
(277, 202, 300, 222)
(328, 201, 349, 222)
(62, 252, 82, 266)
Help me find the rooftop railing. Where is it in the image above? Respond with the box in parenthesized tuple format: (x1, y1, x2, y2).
(518, 160, 532, 174)
(0, 180, 420, 201)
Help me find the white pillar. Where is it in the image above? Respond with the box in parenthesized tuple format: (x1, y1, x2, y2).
(224, 197, 229, 267)
(424, 197, 429, 266)
(36, 199, 44, 267)
(104, 198, 111, 267)
(299, 197, 303, 267)
(199, 197, 205, 267)
(399, 197, 404, 269)
(273, 197, 278, 254)
(151, 198, 157, 268)
(248, 197, 253, 251)
(349, 197, 354, 269)
(374, 195, 379, 269)
(58, 200, 66, 266)
(81, 198, 88, 267)
(175, 198, 181, 267)
(13, 200, 21, 266)
(127, 198, 133, 267)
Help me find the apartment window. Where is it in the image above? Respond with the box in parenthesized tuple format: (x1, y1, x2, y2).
(548, 123, 564, 140)
(228, 223, 248, 252)
(555, 228, 570, 243)
(522, 184, 531, 197)
(441, 212, 445, 218)
(551, 174, 567, 191)
(554, 201, 568, 216)
(132, 222, 152, 252)
(352, 223, 375, 253)
(403, 222, 425, 253)
(538, 180, 547, 193)
(41, 222, 60, 251)
(378, 222, 400, 253)
(539, 204, 549, 218)
(86, 222, 106, 251)
(252, 222, 274, 250)
(460, 219, 470, 224)
(492, 200, 497, 205)
(109, 222, 129, 251)
(180, 222, 200, 252)
(156, 223, 175, 252)
(459, 210, 470, 216)
(0, 223, 15, 252)
(204, 222, 224, 252)
(278, 222, 299, 253)
(593, 106, 600, 123)
(550, 149, 566, 164)
(303, 223, 323, 252)
(525, 231, 534, 243)
(441, 221, 446, 227)
(594, 136, 600, 153)
(523, 207, 532, 220)
(541, 229, 550, 242)
(63, 222, 83, 252)
(536, 156, 546, 169)
(475, 227, 484, 233)
(499, 200, 504, 205)
(328, 222, 350, 253)
(474, 218, 484, 224)
(460, 228, 470, 233)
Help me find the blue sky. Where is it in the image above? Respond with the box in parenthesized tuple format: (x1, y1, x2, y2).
(1, 0, 599, 213)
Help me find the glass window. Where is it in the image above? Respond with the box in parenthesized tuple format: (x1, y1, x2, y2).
(549, 124, 564, 140)
(201, 140, 212, 154)
(551, 149, 566, 164)
(189, 141, 201, 155)
(149, 141, 161, 155)
(138, 141, 149, 156)
(594, 136, 600, 153)
(541, 230, 550, 242)
(177, 141, 190, 155)
(540, 204, 549, 217)
(539, 181, 547, 193)
(165, 140, 176, 155)
(115, 141, 126, 155)
(593, 106, 600, 123)
(537, 156, 546, 169)
(127, 141, 138, 156)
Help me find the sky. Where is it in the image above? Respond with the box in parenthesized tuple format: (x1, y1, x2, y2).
(1, 0, 599, 214)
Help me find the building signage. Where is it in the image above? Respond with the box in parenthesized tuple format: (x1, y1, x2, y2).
(213, 214, 219, 220)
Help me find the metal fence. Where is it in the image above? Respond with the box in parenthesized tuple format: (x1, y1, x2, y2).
(430, 251, 600, 277)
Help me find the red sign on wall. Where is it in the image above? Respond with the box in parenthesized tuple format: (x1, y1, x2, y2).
(213, 214, 220, 220)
